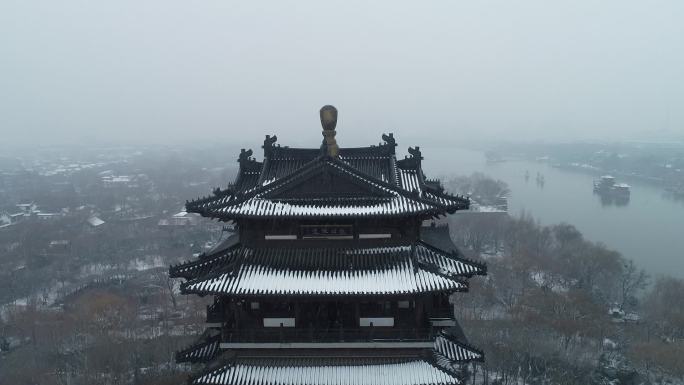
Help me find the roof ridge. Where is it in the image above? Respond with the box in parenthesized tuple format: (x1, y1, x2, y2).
(169, 243, 242, 279)
(325, 158, 460, 210)
(413, 257, 470, 291)
(415, 240, 487, 274)
(180, 245, 467, 297)
(179, 251, 245, 294)
(175, 331, 221, 363)
(436, 330, 485, 359)
(188, 156, 463, 218)
(262, 157, 394, 200)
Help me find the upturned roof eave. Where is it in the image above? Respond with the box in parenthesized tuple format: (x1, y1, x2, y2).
(179, 285, 468, 298)
(188, 356, 462, 385)
(416, 240, 487, 277)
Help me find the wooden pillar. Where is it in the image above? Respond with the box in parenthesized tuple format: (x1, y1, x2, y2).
(415, 299, 424, 326)
(231, 300, 240, 329)
(294, 302, 301, 326)
(428, 295, 436, 316)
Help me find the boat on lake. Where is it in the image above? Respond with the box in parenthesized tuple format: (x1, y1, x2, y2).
(594, 175, 630, 197)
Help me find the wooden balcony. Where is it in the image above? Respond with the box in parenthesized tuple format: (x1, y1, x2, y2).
(220, 326, 438, 344)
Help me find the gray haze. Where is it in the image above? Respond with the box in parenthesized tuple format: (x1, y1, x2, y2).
(1, 1, 683, 147)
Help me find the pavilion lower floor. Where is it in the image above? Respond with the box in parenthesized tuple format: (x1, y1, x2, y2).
(177, 329, 482, 372)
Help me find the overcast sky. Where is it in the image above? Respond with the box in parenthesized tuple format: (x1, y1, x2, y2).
(1, 1, 683, 148)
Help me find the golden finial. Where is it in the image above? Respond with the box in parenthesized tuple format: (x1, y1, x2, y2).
(320, 105, 339, 158)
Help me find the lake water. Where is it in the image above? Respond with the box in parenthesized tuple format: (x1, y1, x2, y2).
(422, 146, 684, 279)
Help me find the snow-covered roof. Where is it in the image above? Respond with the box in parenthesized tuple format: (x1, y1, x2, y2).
(415, 241, 487, 277)
(433, 332, 484, 363)
(398, 168, 422, 193)
(472, 204, 507, 213)
(215, 197, 433, 217)
(176, 331, 220, 364)
(87, 216, 105, 227)
(191, 358, 460, 385)
(189, 158, 466, 219)
(186, 137, 468, 220)
(171, 242, 484, 297)
(102, 175, 132, 182)
(181, 247, 467, 297)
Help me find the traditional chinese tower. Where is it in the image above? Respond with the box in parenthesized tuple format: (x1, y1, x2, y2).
(170, 106, 486, 385)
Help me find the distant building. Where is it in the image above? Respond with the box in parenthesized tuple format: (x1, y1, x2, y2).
(15, 202, 37, 215)
(158, 211, 200, 227)
(101, 174, 137, 188)
(608, 305, 641, 324)
(170, 106, 487, 385)
(4, 203, 64, 222)
(87, 216, 105, 227)
(48, 240, 71, 254)
(0, 212, 12, 228)
(35, 211, 64, 220)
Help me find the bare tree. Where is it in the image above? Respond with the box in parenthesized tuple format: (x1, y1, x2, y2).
(619, 260, 648, 310)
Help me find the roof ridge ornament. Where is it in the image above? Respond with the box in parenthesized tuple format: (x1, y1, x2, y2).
(408, 146, 423, 161)
(238, 149, 254, 165)
(320, 105, 339, 158)
(262, 135, 277, 158)
(382, 133, 397, 154)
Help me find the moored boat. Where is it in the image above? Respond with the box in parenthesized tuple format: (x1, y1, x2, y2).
(594, 175, 630, 197)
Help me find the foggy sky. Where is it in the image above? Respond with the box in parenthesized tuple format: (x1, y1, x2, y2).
(1, 1, 683, 148)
